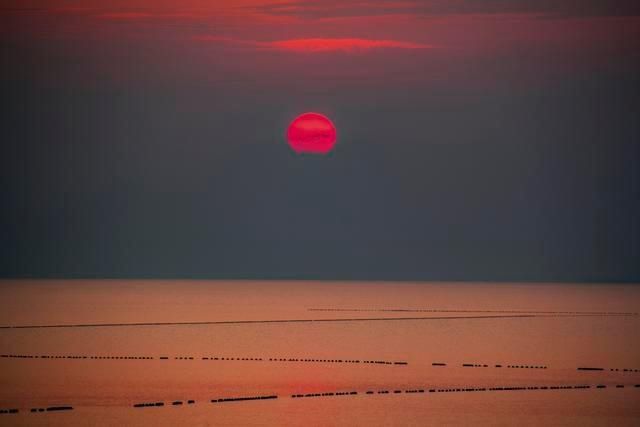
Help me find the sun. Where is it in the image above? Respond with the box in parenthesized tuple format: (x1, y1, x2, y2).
(286, 112, 337, 154)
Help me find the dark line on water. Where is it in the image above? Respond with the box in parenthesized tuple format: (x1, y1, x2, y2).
(133, 402, 164, 408)
(46, 406, 73, 412)
(211, 395, 278, 403)
(308, 308, 638, 316)
(0, 314, 611, 329)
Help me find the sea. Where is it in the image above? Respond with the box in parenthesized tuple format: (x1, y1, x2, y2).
(0, 280, 639, 426)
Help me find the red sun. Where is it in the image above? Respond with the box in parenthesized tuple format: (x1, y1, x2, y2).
(286, 112, 337, 154)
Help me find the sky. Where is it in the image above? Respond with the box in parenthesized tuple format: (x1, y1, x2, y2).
(1, 1, 639, 281)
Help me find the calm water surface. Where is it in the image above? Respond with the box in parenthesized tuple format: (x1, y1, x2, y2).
(0, 280, 639, 426)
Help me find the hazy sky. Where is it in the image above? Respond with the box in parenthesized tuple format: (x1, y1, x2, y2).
(1, 1, 639, 281)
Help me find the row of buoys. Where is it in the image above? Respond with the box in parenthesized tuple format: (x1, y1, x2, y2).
(5, 353, 639, 373)
(134, 400, 195, 408)
(292, 385, 603, 398)
(133, 402, 164, 408)
(292, 391, 358, 398)
(578, 367, 640, 373)
(11, 354, 638, 373)
(0, 406, 73, 415)
(0, 354, 405, 366)
(4, 385, 640, 415)
(211, 395, 278, 403)
(462, 363, 547, 369)
(291, 384, 639, 399)
(1, 354, 153, 360)
(203, 356, 404, 365)
(264, 358, 401, 365)
(204, 357, 263, 361)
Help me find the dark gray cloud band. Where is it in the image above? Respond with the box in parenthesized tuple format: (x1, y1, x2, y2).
(254, 0, 640, 19)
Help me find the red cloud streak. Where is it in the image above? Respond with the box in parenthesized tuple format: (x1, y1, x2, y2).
(195, 36, 433, 52)
(267, 38, 433, 52)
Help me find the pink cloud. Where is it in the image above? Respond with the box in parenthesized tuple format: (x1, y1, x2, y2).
(96, 12, 156, 19)
(266, 38, 432, 51)
(96, 12, 202, 20)
(195, 36, 433, 52)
